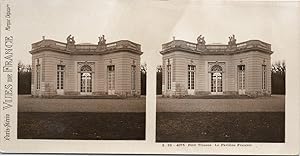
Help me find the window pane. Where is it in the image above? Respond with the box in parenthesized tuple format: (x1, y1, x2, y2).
(262, 65, 266, 90)
(131, 65, 136, 90)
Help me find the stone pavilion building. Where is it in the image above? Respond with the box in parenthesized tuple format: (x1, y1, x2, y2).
(30, 35, 142, 97)
(160, 35, 273, 97)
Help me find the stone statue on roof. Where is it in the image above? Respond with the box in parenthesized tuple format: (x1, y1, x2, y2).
(228, 34, 236, 45)
(67, 34, 75, 45)
(196, 35, 206, 51)
(98, 35, 106, 45)
(197, 35, 206, 45)
(67, 35, 71, 42)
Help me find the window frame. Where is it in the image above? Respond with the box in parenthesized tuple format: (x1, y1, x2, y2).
(131, 65, 136, 90)
(36, 60, 41, 90)
(57, 65, 65, 90)
(107, 65, 115, 90)
(188, 65, 195, 90)
(262, 65, 267, 90)
(167, 64, 171, 90)
(237, 65, 246, 90)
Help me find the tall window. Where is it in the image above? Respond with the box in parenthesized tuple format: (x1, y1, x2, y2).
(131, 65, 136, 90)
(188, 65, 195, 89)
(167, 64, 171, 90)
(210, 65, 223, 93)
(107, 65, 115, 90)
(57, 65, 65, 89)
(80, 65, 92, 93)
(238, 65, 245, 90)
(262, 65, 266, 90)
(36, 60, 41, 89)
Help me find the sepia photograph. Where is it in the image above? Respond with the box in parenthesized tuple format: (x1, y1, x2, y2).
(0, 0, 299, 154)
(155, 2, 287, 143)
(16, 1, 147, 140)
(18, 36, 146, 140)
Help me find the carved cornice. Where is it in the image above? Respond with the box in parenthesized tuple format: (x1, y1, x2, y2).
(160, 39, 273, 55)
(30, 39, 143, 55)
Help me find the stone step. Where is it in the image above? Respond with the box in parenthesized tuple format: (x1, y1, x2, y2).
(52, 95, 124, 99)
(178, 95, 253, 99)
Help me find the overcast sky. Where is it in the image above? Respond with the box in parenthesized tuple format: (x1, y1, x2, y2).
(15, 0, 300, 66)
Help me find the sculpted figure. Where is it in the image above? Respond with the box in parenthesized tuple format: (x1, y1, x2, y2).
(67, 35, 75, 44)
(66, 35, 76, 51)
(67, 34, 72, 43)
(232, 34, 236, 44)
(71, 36, 75, 44)
(228, 34, 236, 45)
(228, 36, 232, 45)
(98, 35, 106, 45)
(197, 35, 206, 45)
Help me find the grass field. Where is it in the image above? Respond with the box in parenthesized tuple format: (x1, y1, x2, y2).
(18, 112, 145, 140)
(156, 112, 284, 142)
(18, 112, 284, 142)
(17, 95, 284, 141)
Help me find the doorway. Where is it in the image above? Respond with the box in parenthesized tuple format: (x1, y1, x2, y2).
(210, 65, 223, 95)
(80, 65, 92, 95)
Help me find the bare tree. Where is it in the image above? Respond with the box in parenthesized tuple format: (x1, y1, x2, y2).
(157, 65, 162, 72)
(271, 60, 285, 94)
(140, 62, 147, 95)
(141, 63, 147, 74)
(272, 60, 285, 74)
(18, 61, 32, 94)
(18, 61, 32, 72)
(156, 65, 163, 95)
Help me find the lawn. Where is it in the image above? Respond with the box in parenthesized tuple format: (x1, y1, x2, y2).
(18, 112, 145, 140)
(156, 112, 284, 142)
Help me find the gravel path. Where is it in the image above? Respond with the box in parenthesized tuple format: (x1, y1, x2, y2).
(18, 95, 146, 112)
(19, 95, 284, 112)
(156, 95, 285, 112)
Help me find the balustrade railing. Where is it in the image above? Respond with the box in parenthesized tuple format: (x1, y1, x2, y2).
(32, 40, 141, 52)
(162, 39, 271, 52)
(236, 40, 271, 50)
(32, 40, 67, 50)
(75, 45, 97, 50)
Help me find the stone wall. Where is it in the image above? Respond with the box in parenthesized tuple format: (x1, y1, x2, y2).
(161, 50, 272, 97)
(31, 50, 141, 97)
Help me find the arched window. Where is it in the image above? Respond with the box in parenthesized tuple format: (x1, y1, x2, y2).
(80, 65, 92, 94)
(211, 65, 222, 72)
(81, 65, 92, 72)
(210, 64, 223, 93)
